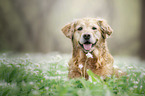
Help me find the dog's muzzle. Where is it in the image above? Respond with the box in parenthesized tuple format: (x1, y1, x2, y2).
(79, 33, 97, 52)
(79, 40, 97, 52)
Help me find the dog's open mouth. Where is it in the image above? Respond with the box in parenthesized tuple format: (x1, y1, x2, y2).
(79, 41, 97, 51)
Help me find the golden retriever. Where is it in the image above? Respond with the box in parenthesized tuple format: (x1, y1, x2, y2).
(62, 17, 122, 79)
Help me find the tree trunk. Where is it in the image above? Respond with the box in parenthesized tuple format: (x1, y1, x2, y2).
(140, 0, 145, 59)
(0, 0, 57, 53)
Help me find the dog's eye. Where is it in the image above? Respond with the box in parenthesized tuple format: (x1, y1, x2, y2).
(92, 27, 97, 30)
(77, 27, 83, 31)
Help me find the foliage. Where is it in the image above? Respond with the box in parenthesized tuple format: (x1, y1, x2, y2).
(0, 53, 145, 96)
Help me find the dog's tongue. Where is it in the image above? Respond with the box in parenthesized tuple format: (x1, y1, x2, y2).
(83, 44, 92, 50)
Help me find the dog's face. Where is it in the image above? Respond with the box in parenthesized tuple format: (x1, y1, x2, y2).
(62, 18, 113, 52)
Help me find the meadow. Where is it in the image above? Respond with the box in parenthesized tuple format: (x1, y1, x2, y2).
(0, 53, 145, 96)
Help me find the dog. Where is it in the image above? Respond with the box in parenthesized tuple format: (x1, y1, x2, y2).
(62, 18, 122, 79)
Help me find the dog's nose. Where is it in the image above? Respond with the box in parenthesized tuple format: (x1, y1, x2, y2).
(83, 34, 91, 40)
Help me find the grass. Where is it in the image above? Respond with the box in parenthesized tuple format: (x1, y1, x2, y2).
(0, 52, 145, 96)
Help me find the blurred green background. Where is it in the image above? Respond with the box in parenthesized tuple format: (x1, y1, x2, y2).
(0, 0, 145, 59)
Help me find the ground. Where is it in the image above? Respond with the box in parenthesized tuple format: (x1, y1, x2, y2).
(0, 52, 145, 96)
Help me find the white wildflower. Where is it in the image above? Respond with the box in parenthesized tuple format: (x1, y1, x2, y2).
(127, 74, 131, 77)
(100, 76, 104, 80)
(0, 81, 7, 86)
(140, 73, 145, 78)
(133, 81, 139, 84)
(140, 85, 142, 89)
(62, 77, 68, 81)
(34, 71, 39, 75)
(93, 82, 97, 84)
(129, 87, 133, 90)
(44, 75, 49, 79)
(35, 64, 40, 67)
(29, 82, 34, 85)
(107, 75, 111, 78)
(89, 76, 92, 83)
(25, 53, 30, 56)
(86, 52, 93, 58)
(118, 70, 123, 73)
(7, 65, 12, 68)
(57, 76, 61, 79)
(32, 90, 39, 95)
(79, 64, 83, 70)
(133, 73, 136, 77)
(47, 76, 61, 80)
(56, 70, 67, 74)
(2, 53, 6, 56)
(113, 65, 119, 69)
(125, 65, 128, 67)
(11, 83, 16, 88)
(130, 78, 133, 81)
(16, 65, 20, 68)
(45, 87, 49, 90)
(133, 85, 138, 88)
(12, 62, 17, 65)
(56, 55, 62, 60)
(128, 66, 133, 69)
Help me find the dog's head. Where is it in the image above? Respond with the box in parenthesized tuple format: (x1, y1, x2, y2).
(61, 18, 113, 52)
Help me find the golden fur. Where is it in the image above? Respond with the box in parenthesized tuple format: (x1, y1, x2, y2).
(62, 18, 123, 79)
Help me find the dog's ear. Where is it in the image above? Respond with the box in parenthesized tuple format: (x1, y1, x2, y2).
(61, 22, 74, 39)
(97, 19, 113, 39)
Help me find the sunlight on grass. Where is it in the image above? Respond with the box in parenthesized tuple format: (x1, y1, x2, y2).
(0, 53, 145, 96)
